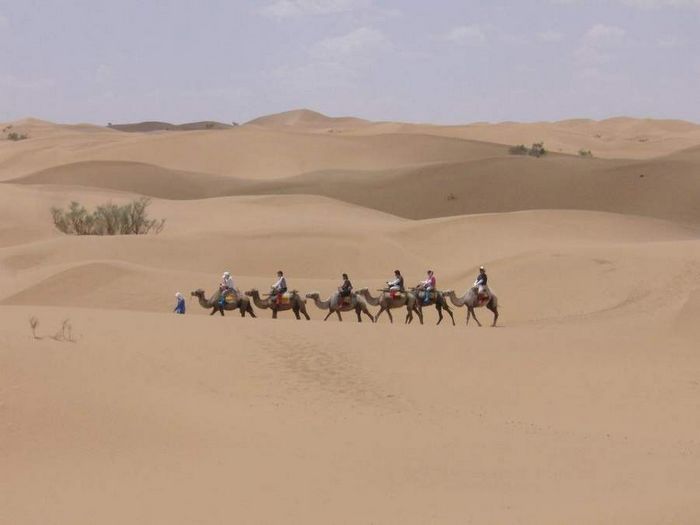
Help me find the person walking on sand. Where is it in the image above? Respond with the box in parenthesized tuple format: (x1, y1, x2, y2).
(173, 292, 186, 314)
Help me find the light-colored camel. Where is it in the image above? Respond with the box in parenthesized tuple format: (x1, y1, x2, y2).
(245, 289, 311, 320)
(357, 288, 423, 324)
(306, 291, 375, 322)
(191, 288, 256, 317)
(445, 287, 499, 327)
(409, 287, 455, 326)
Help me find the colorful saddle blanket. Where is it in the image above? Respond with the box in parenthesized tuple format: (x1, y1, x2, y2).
(222, 291, 238, 304)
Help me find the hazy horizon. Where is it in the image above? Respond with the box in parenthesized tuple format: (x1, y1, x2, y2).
(1, 0, 698, 125)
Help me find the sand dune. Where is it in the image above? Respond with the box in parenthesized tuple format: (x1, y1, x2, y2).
(2, 111, 700, 524)
(108, 120, 235, 132)
(246, 110, 700, 159)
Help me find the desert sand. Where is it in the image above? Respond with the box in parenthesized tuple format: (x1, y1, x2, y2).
(1, 110, 700, 524)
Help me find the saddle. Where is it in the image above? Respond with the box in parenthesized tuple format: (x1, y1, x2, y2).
(222, 290, 238, 304)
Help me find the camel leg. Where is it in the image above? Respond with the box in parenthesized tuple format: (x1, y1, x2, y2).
(355, 307, 362, 323)
(488, 304, 499, 327)
(436, 304, 443, 325)
(445, 305, 455, 326)
(239, 304, 246, 317)
(247, 304, 257, 318)
(360, 304, 373, 323)
(292, 307, 301, 320)
(415, 305, 424, 325)
(218, 306, 225, 317)
(210, 307, 217, 316)
(301, 303, 311, 320)
(376, 306, 385, 322)
(470, 308, 482, 327)
(272, 308, 278, 319)
(324, 310, 333, 321)
(405, 309, 412, 324)
(386, 308, 394, 324)
(336, 310, 343, 322)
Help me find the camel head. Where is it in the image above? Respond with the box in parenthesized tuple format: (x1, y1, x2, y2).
(245, 289, 258, 297)
(305, 292, 320, 299)
(191, 289, 205, 298)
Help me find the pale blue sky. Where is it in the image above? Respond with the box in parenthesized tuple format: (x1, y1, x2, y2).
(0, 0, 698, 124)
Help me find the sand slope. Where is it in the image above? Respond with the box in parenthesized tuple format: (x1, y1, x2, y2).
(2, 111, 700, 524)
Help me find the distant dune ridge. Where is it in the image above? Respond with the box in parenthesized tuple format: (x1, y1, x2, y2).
(2, 108, 700, 524)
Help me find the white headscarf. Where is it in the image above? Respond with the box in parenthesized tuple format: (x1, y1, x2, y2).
(175, 292, 184, 299)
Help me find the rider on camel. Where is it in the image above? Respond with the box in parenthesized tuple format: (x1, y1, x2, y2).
(219, 271, 236, 306)
(419, 270, 436, 305)
(474, 266, 488, 297)
(387, 270, 404, 299)
(271, 270, 288, 305)
(339, 273, 353, 302)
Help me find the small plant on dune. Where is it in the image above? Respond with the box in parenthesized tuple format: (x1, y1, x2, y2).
(447, 193, 457, 201)
(29, 316, 41, 339)
(51, 319, 76, 343)
(578, 149, 593, 157)
(7, 131, 28, 141)
(51, 198, 165, 235)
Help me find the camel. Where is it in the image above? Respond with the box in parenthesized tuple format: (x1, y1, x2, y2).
(357, 288, 423, 324)
(409, 287, 455, 326)
(306, 291, 375, 322)
(444, 287, 499, 327)
(245, 289, 311, 320)
(191, 288, 256, 317)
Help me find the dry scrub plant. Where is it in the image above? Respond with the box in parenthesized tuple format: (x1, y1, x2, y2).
(51, 198, 165, 235)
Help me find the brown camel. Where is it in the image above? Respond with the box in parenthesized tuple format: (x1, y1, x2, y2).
(356, 288, 423, 324)
(444, 287, 499, 327)
(191, 288, 256, 317)
(410, 287, 456, 326)
(245, 289, 311, 320)
(306, 291, 375, 322)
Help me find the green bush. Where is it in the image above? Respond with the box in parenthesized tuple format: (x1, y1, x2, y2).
(508, 142, 546, 157)
(51, 198, 165, 235)
(508, 144, 528, 155)
(7, 131, 28, 141)
(578, 149, 593, 157)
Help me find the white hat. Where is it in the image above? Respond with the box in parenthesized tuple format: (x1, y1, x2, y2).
(175, 292, 184, 299)
(480, 266, 485, 270)
(223, 271, 230, 277)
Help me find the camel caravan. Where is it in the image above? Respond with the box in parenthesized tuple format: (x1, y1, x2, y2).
(182, 267, 499, 327)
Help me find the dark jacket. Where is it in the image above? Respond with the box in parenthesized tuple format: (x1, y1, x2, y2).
(340, 278, 353, 295)
(476, 272, 487, 286)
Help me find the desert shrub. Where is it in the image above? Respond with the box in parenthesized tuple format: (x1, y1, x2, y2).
(528, 142, 546, 157)
(508, 144, 528, 155)
(7, 131, 28, 141)
(578, 149, 593, 157)
(508, 142, 547, 157)
(51, 198, 165, 235)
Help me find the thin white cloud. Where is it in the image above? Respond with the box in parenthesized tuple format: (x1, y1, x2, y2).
(537, 30, 564, 42)
(442, 25, 487, 46)
(575, 24, 626, 66)
(0, 13, 9, 29)
(260, 0, 372, 18)
(310, 26, 390, 59)
(552, 0, 700, 6)
(657, 35, 683, 48)
(619, 0, 700, 7)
